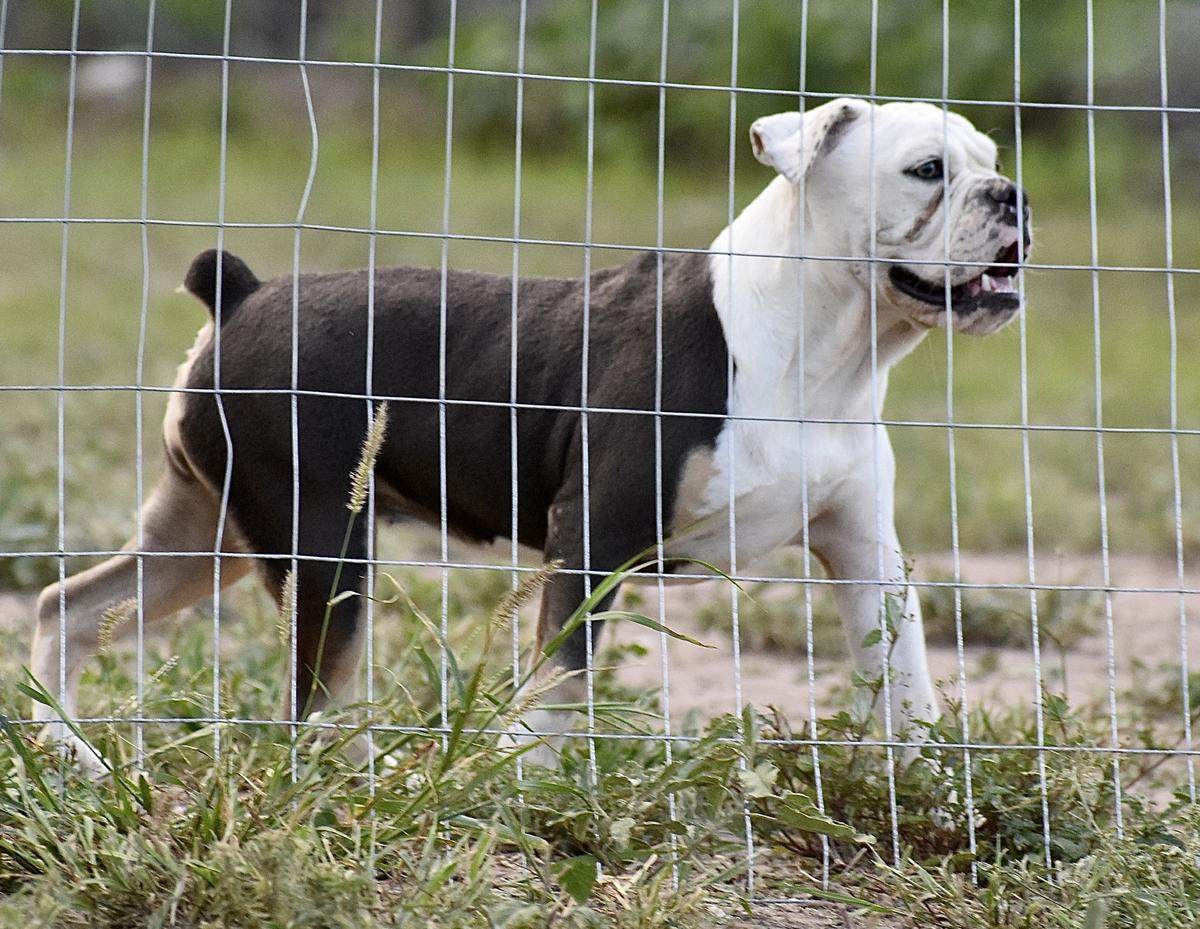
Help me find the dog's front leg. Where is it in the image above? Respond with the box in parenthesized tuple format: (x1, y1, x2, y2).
(507, 480, 631, 767)
(810, 491, 939, 762)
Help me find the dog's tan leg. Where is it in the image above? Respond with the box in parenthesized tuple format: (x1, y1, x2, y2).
(31, 465, 251, 770)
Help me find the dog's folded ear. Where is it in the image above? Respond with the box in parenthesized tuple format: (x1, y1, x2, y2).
(749, 97, 866, 185)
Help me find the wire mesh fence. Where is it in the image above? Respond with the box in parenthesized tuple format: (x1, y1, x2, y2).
(2, 0, 1198, 918)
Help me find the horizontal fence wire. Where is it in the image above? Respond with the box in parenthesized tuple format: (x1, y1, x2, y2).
(0, 221, 1194, 275)
(2, 0, 1194, 915)
(4, 552, 1199, 596)
(3, 714, 1200, 760)
(8, 383, 1200, 437)
(2, 45, 1200, 116)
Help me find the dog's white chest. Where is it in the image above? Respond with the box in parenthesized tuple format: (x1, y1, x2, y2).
(667, 414, 871, 573)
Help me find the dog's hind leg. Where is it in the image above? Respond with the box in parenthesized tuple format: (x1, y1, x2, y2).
(270, 555, 368, 726)
(241, 494, 369, 727)
(31, 464, 252, 771)
(233, 499, 367, 769)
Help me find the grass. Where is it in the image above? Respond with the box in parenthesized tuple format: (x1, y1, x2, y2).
(3, 566, 1198, 926)
(3, 64, 1200, 585)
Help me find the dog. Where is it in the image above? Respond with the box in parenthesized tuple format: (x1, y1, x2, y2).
(32, 98, 1029, 772)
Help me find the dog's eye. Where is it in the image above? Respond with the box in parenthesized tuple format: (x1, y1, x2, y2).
(909, 158, 944, 181)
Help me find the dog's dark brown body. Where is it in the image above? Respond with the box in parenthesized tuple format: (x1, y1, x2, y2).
(175, 249, 728, 710)
(33, 101, 1033, 775)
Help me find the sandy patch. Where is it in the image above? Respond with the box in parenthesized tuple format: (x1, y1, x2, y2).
(610, 551, 1200, 732)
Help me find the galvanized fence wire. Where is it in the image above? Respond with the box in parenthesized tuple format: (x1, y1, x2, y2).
(1160, 0, 1196, 806)
(6, 0, 1193, 910)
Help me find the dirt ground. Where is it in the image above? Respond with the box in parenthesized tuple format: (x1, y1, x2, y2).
(613, 551, 1200, 733)
(7, 550, 1193, 727)
(727, 904, 901, 928)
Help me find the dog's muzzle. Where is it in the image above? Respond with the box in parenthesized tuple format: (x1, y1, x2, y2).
(988, 180, 1031, 235)
(888, 182, 1030, 326)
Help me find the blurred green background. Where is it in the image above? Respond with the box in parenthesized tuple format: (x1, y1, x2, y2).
(2, 0, 1199, 588)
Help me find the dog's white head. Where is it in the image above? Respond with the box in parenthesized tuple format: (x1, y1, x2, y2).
(751, 98, 1030, 336)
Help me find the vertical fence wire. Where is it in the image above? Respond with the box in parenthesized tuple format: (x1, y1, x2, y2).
(132, 0, 157, 770)
(720, 0, 759, 896)
(793, 0, 834, 891)
(651, 0, 680, 886)
(1011, 0, 1055, 870)
(437, 0, 458, 737)
(363, 0, 386, 805)
(209, 0, 238, 773)
(288, 0, 321, 781)
(939, 0, 980, 872)
(1159, 0, 1196, 804)
(509, 0, 529, 782)
(1081, 0, 1124, 837)
(52, 0, 81, 769)
(579, 0, 600, 791)
(864, 0, 903, 868)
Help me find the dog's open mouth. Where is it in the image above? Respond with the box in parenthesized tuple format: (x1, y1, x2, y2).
(889, 241, 1022, 314)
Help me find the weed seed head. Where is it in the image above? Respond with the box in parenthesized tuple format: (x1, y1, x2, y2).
(348, 401, 390, 514)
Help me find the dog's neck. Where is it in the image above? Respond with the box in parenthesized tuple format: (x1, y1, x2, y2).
(708, 175, 927, 421)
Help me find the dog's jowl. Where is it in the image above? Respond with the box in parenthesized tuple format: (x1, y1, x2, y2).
(32, 98, 1030, 772)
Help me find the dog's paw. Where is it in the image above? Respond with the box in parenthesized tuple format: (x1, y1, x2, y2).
(38, 724, 110, 780)
(502, 707, 572, 769)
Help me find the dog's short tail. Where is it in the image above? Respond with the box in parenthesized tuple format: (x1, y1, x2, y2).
(184, 249, 260, 320)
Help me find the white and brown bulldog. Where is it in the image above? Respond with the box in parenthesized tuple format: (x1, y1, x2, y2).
(32, 98, 1029, 772)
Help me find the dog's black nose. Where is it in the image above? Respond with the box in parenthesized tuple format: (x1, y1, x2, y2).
(989, 181, 1029, 210)
(989, 181, 1031, 241)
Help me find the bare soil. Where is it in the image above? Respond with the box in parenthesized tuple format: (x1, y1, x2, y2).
(613, 551, 1200, 733)
(8, 550, 1192, 727)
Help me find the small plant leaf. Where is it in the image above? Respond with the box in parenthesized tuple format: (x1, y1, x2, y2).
(610, 816, 636, 849)
(738, 761, 779, 799)
(16, 681, 53, 707)
(776, 792, 873, 844)
(556, 854, 599, 904)
(599, 610, 715, 649)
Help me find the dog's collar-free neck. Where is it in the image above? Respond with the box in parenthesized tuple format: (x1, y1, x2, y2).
(707, 176, 929, 421)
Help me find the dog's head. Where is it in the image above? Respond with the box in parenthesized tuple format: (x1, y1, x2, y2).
(751, 98, 1031, 336)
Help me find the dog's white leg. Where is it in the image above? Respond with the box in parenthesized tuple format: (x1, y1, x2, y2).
(294, 617, 371, 767)
(505, 672, 587, 767)
(820, 540, 938, 760)
(31, 466, 250, 774)
(811, 476, 939, 763)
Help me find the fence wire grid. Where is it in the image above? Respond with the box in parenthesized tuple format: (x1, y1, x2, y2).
(1, 0, 1197, 912)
